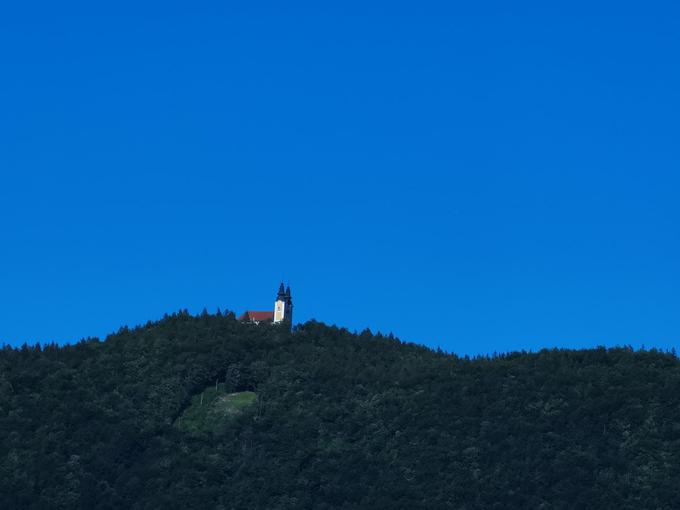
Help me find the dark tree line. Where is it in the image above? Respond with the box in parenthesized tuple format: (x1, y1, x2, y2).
(1, 312, 679, 509)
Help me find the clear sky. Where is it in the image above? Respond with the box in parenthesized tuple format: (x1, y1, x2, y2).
(1, 1, 678, 354)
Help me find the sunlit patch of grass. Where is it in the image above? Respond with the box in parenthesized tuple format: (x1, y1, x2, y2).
(177, 384, 257, 434)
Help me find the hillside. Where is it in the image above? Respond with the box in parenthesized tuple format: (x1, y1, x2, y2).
(1, 312, 679, 509)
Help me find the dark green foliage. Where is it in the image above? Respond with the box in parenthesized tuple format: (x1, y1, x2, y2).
(1, 315, 679, 509)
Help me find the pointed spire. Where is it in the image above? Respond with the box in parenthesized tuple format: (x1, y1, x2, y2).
(285, 285, 291, 298)
(277, 282, 286, 301)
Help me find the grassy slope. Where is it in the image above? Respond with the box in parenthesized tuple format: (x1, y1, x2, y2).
(177, 384, 257, 434)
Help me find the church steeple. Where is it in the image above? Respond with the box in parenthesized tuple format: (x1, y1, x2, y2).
(273, 282, 292, 328)
(285, 286, 293, 325)
(240, 283, 293, 327)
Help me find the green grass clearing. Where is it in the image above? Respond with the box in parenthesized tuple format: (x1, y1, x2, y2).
(177, 384, 257, 434)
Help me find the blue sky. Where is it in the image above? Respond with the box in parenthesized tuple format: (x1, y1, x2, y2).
(1, 1, 678, 354)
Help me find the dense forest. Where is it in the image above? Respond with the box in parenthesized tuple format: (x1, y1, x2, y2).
(1, 312, 679, 509)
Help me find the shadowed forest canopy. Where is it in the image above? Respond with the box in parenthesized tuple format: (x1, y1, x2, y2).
(1, 312, 679, 509)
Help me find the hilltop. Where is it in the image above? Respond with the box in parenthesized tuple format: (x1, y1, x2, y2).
(1, 312, 679, 509)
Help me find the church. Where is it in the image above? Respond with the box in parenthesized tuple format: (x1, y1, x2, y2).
(238, 283, 293, 327)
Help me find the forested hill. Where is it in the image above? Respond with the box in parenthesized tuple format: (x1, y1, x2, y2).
(1, 313, 679, 509)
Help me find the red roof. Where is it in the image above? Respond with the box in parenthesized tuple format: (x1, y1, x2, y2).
(239, 310, 274, 322)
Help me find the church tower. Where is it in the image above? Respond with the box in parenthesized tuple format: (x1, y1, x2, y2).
(273, 282, 292, 325)
(285, 285, 293, 325)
